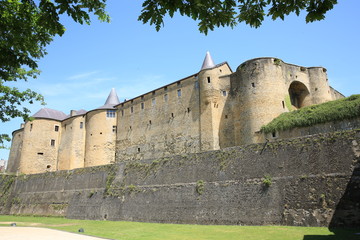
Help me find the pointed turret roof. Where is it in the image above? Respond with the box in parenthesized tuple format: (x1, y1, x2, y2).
(201, 51, 216, 70)
(97, 88, 120, 109)
(32, 108, 67, 121)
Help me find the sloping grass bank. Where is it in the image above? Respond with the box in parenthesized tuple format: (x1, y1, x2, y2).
(262, 94, 360, 133)
(0, 215, 359, 240)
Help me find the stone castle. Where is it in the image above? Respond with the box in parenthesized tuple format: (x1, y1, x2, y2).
(7, 52, 344, 174)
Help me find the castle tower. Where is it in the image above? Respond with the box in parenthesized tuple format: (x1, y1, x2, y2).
(198, 52, 232, 151)
(84, 88, 120, 167)
(18, 108, 66, 173)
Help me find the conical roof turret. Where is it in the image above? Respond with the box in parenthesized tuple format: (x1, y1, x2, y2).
(97, 88, 120, 109)
(201, 51, 216, 70)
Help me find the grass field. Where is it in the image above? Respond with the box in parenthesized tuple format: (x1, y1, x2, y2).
(0, 215, 360, 240)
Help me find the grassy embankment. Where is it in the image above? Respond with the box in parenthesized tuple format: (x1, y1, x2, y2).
(261, 94, 360, 133)
(0, 215, 359, 240)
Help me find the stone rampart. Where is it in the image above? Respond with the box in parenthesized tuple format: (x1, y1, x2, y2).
(1, 130, 359, 227)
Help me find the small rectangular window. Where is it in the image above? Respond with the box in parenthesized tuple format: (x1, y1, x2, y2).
(112, 125, 117, 133)
(251, 83, 255, 88)
(131, 106, 134, 113)
(30, 123, 33, 131)
(222, 91, 227, 96)
(177, 89, 182, 97)
(121, 110, 124, 116)
(51, 139, 55, 146)
(152, 98, 156, 106)
(80, 122, 83, 129)
(106, 110, 116, 118)
(164, 94, 168, 102)
(141, 102, 144, 109)
(207, 77, 211, 83)
(54, 125, 59, 132)
(37, 152, 43, 155)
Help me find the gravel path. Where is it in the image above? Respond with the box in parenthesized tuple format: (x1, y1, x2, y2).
(0, 227, 112, 240)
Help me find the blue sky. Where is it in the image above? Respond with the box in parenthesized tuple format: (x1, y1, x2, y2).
(1, 0, 359, 160)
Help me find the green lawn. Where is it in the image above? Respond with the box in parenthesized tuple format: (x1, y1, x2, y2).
(0, 215, 359, 240)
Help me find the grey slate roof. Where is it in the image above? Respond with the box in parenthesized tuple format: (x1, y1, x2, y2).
(201, 51, 216, 70)
(32, 108, 67, 121)
(97, 88, 120, 109)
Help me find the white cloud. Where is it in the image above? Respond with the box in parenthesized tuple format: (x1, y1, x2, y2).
(68, 71, 99, 80)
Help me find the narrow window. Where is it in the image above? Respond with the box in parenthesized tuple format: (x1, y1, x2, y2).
(207, 77, 211, 83)
(107, 110, 116, 118)
(225, 115, 228, 119)
(272, 132, 277, 138)
(54, 125, 59, 132)
(131, 106, 133, 113)
(149, 120, 152, 125)
(164, 94, 168, 102)
(141, 102, 144, 109)
(121, 110, 124, 116)
(138, 148, 141, 152)
(46, 165, 51, 169)
(152, 98, 156, 106)
(177, 89, 182, 97)
(129, 126, 132, 130)
(171, 113, 174, 118)
(222, 91, 227, 96)
(51, 139, 55, 146)
(37, 152, 43, 155)
(112, 126, 117, 133)
(80, 122, 83, 129)
(251, 83, 255, 88)
(187, 108, 190, 113)
(282, 101, 285, 109)
(30, 123, 33, 131)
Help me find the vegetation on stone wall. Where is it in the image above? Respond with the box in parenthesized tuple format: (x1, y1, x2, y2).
(261, 94, 360, 133)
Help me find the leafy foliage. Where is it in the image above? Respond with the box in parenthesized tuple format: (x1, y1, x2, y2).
(139, 0, 338, 34)
(261, 94, 360, 133)
(0, 0, 109, 148)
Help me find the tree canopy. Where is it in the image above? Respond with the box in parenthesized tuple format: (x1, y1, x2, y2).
(0, 0, 109, 148)
(139, 0, 338, 34)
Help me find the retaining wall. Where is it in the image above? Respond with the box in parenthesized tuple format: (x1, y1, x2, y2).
(1, 130, 359, 227)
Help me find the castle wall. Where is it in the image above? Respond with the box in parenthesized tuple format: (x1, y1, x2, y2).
(263, 117, 360, 141)
(2, 129, 359, 227)
(84, 110, 117, 167)
(116, 75, 201, 161)
(58, 115, 86, 170)
(6, 129, 23, 173)
(18, 119, 61, 174)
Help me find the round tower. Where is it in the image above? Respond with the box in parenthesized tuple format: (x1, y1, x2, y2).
(198, 52, 232, 151)
(231, 58, 287, 145)
(308, 67, 333, 104)
(19, 108, 66, 174)
(84, 88, 120, 167)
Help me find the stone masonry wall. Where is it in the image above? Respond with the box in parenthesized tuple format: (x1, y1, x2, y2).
(1, 130, 359, 227)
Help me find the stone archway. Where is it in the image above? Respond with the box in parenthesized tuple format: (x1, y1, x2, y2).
(288, 81, 310, 108)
